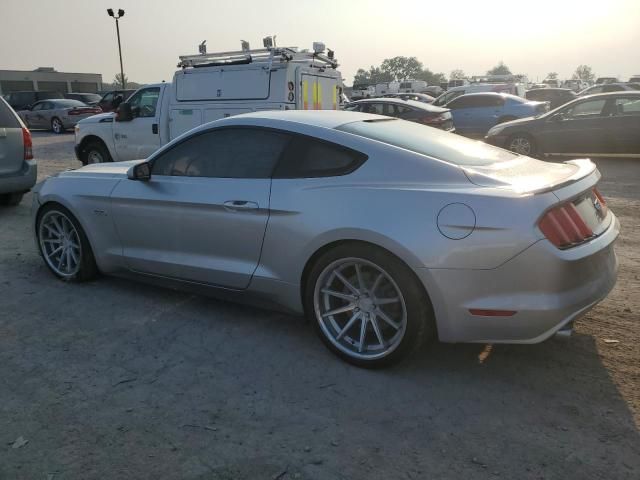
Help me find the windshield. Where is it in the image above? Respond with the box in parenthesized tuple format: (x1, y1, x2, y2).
(337, 119, 518, 166)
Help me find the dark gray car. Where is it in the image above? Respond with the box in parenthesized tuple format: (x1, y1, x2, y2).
(18, 99, 102, 134)
(0, 97, 36, 205)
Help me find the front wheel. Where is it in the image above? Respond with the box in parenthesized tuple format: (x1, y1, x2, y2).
(51, 117, 64, 134)
(37, 204, 98, 282)
(305, 243, 435, 368)
(82, 141, 112, 164)
(507, 133, 537, 156)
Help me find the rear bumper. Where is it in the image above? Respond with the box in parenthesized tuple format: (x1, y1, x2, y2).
(418, 213, 620, 343)
(0, 160, 37, 195)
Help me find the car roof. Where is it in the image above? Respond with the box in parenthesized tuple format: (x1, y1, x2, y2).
(352, 97, 446, 111)
(213, 110, 383, 129)
(451, 92, 521, 100)
(527, 88, 573, 92)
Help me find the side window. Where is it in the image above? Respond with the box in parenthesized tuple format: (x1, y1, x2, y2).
(603, 85, 623, 93)
(273, 136, 368, 179)
(0, 99, 20, 128)
(566, 99, 607, 118)
(127, 87, 160, 118)
(447, 95, 477, 109)
(152, 128, 290, 178)
(31, 102, 44, 111)
(361, 103, 385, 115)
(102, 93, 113, 103)
(587, 86, 603, 95)
(393, 105, 412, 116)
(344, 104, 361, 112)
(614, 98, 640, 115)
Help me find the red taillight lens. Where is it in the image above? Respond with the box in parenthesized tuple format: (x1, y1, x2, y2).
(22, 127, 33, 160)
(419, 114, 447, 125)
(539, 202, 593, 248)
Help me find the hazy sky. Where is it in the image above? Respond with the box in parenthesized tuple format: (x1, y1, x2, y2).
(2, 0, 639, 86)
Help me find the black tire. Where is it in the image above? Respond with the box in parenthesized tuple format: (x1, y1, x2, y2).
(36, 203, 98, 282)
(82, 140, 113, 165)
(304, 242, 436, 368)
(51, 117, 65, 134)
(506, 133, 537, 157)
(0, 193, 24, 206)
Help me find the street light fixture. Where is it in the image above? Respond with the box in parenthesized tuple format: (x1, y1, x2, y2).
(107, 8, 126, 90)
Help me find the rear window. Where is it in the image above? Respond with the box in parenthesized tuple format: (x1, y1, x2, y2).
(337, 119, 517, 167)
(0, 98, 20, 128)
(53, 100, 87, 107)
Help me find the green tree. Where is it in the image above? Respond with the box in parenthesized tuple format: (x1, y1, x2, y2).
(546, 72, 558, 80)
(414, 68, 446, 85)
(353, 66, 393, 86)
(487, 62, 512, 76)
(380, 56, 423, 81)
(572, 65, 595, 82)
(449, 69, 466, 80)
(112, 73, 128, 89)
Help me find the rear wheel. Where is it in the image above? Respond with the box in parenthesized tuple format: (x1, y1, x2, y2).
(305, 243, 435, 368)
(51, 117, 64, 134)
(507, 133, 537, 156)
(82, 140, 112, 164)
(37, 204, 98, 282)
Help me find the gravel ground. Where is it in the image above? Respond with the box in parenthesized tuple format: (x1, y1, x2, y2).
(0, 132, 638, 480)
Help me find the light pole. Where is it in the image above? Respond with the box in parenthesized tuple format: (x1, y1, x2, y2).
(107, 8, 126, 90)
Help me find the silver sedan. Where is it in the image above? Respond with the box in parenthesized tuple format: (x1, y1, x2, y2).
(19, 99, 102, 134)
(32, 111, 619, 367)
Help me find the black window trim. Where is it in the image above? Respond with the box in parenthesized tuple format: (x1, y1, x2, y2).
(149, 124, 368, 180)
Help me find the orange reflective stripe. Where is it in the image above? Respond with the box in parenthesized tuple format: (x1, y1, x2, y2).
(317, 82, 322, 109)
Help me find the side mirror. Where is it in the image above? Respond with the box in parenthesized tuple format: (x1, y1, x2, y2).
(127, 162, 151, 181)
(117, 103, 133, 122)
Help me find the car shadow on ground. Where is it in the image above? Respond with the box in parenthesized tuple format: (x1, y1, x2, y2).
(1, 259, 638, 479)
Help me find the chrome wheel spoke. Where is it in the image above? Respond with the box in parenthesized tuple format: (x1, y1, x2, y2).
(322, 303, 356, 318)
(48, 245, 63, 258)
(375, 297, 399, 306)
(376, 309, 401, 330)
(370, 315, 386, 348)
(334, 270, 360, 295)
(39, 211, 82, 277)
(370, 273, 383, 295)
(321, 289, 356, 302)
(355, 263, 365, 290)
(358, 315, 368, 353)
(336, 311, 362, 340)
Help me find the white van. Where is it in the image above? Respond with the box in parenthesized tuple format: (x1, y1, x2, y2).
(374, 81, 400, 96)
(398, 80, 428, 93)
(432, 83, 526, 107)
(75, 42, 343, 163)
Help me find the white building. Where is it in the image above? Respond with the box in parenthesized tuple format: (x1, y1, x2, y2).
(0, 67, 103, 94)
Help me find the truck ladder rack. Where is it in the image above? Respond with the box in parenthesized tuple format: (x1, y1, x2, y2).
(178, 47, 338, 69)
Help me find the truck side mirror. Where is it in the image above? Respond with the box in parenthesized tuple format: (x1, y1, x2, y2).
(117, 103, 133, 122)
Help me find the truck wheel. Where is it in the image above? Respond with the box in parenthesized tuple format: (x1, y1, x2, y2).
(51, 117, 65, 134)
(0, 193, 24, 206)
(83, 141, 112, 165)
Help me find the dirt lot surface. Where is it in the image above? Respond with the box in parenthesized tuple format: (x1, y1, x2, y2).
(1, 132, 638, 479)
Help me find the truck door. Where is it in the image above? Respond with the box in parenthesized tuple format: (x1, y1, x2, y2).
(113, 86, 162, 160)
(299, 72, 339, 110)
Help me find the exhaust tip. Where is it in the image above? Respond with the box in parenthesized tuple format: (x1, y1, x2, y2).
(554, 322, 574, 341)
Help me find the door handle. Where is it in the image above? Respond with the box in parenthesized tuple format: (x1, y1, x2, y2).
(152, 123, 158, 134)
(223, 200, 259, 211)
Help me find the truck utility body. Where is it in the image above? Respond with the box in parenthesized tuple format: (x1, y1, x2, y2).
(75, 44, 343, 164)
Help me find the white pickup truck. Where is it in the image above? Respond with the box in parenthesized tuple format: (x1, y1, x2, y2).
(74, 43, 343, 164)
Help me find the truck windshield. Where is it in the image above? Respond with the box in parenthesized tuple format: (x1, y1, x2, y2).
(336, 119, 517, 166)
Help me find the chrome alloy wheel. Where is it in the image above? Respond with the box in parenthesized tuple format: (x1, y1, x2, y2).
(38, 211, 82, 278)
(314, 258, 407, 360)
(509, 136, 532, 155)
(52, 118, 64, 134)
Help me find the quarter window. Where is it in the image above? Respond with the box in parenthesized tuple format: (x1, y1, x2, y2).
(152, 128, 291, 178)
(614, 97, 640, 115)
(273, 136, 368, 178)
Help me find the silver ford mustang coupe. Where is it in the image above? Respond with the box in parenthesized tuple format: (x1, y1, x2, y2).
(32, 111, 619, 367)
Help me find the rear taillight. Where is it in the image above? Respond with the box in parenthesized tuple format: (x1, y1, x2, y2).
(539, 201, 594, 249)
(22, 127, 33, 160)
(419, 113, 448, 125)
